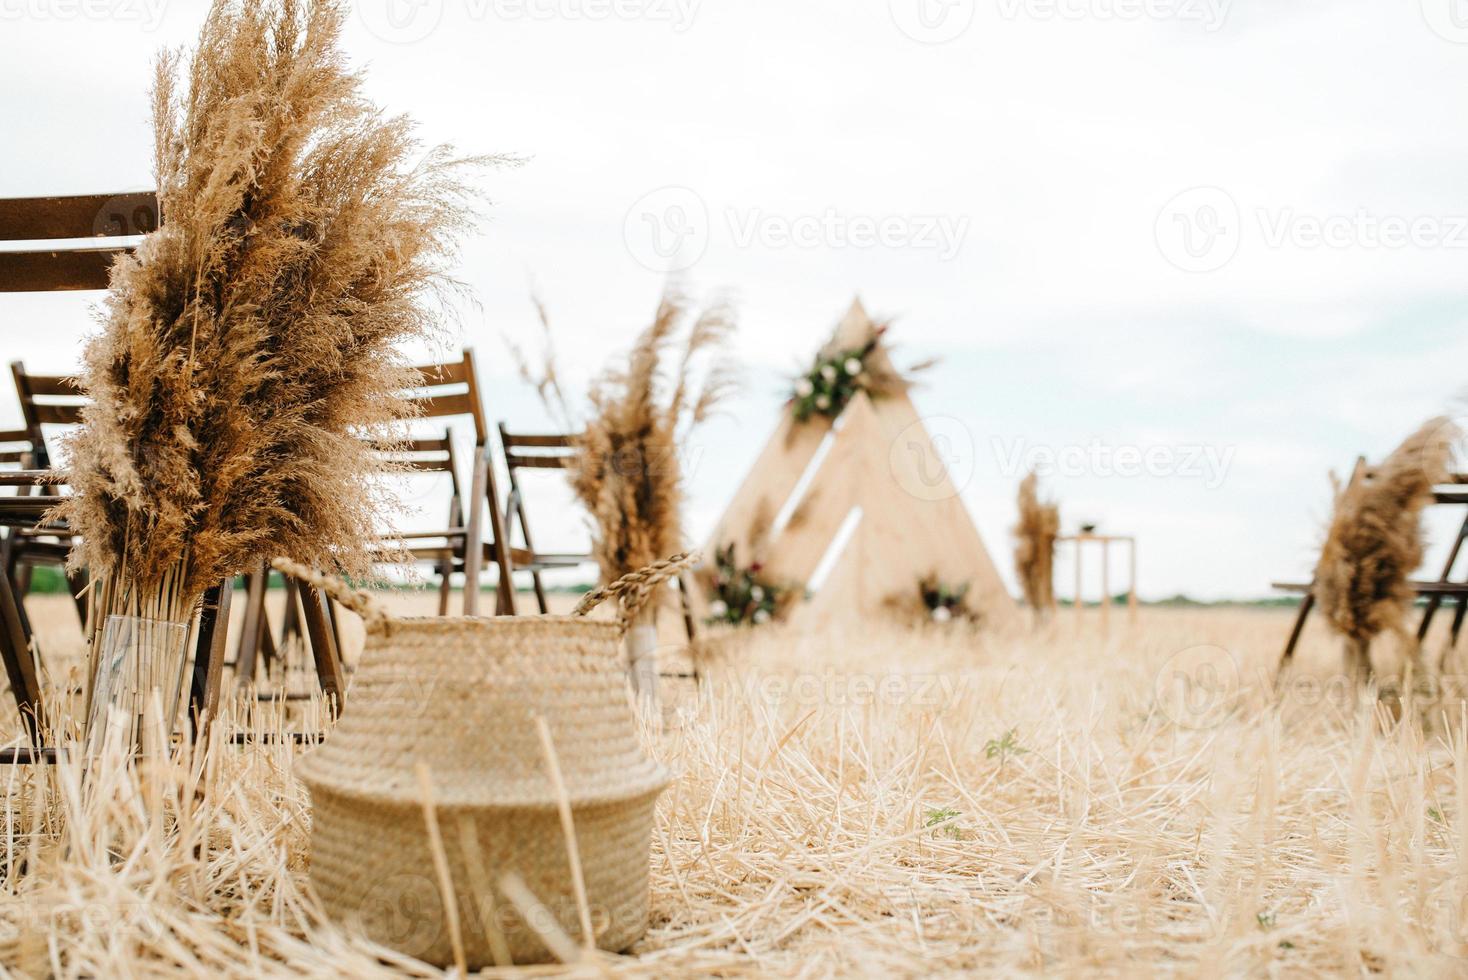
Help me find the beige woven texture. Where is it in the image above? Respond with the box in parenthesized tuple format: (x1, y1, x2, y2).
(277, 554, 697, 966)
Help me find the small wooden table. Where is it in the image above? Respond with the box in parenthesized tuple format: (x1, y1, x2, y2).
(1058, 532, 1138, 630)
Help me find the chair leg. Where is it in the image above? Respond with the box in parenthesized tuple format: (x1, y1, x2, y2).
(235, 565, 269, 683)
(437, 548, 453, 617)
(325, 595, 344, 666)
(1452, 595, 1468, 647)
(0, 563, 42, 746)
(677, 572, 700, 685)
(189, 581, 232, 741)
(300, 584, 346, 713)
(1278, 591, 1314, 673)
(65, 566, 88, 631)
(507, 491, 549, 613)
(677, 572, 698, 642)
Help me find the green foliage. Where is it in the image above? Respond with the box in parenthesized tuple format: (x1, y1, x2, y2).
(24, 566, 71, 595)
(985, 728, 1028, 763)
(924, 806, 963, 839)
(706, 543, 787, 626)
(791, 344, 870, 422)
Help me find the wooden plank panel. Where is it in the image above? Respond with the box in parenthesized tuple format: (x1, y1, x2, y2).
(411, 358, 469, 386)
(501, 432, 577, 448)
(0, 192, 157, 241)
(404, 391, 475, 420)
(0, 247, 129, 292)
(504, 454, 573, 470)
(32, 404, 84, 426)
(17, 376, 79, 397)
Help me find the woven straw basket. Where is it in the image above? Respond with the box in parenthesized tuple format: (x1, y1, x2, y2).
(274, 553, 697, 967)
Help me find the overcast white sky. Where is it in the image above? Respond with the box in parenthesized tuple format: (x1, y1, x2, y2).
(2, 0, 1466, 599)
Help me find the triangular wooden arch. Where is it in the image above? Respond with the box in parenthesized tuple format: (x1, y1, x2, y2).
(706, 298, 1017, 629)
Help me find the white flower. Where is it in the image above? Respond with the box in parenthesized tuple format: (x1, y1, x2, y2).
(820, 364, 838, 383)
(750, 586, 765, 601)
(709, 599, 728, 617)
(795, 378, 814, 398)
(844, 357, 862, 375)
(753, 609, 771, 625)
(931, 606, 952, 623)
(815, 394, 831, 411)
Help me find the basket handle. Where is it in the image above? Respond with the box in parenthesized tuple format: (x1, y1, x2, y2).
(272, 551, 700, 633)
(270, 558, 391, 634)
(572, 552, 701, 631)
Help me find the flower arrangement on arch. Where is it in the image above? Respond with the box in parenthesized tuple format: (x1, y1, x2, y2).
(705, 543, 791, 626)
(788, 324, 928, 423)
(920, 574, 976, 624)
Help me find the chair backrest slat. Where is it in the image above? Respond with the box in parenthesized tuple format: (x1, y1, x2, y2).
(504, 453, 574, 470)
(402, 350, 486, 444)
(404, 391, 477, 422)
(501, 432, 576, 449)
(0, 248, 130, 292)
(0, 192, 158, 241)
(30, 403, 85, 426)
(0, 192, 159, 294)
(10, 362, 85, 465)
(498, 424, 581, 478)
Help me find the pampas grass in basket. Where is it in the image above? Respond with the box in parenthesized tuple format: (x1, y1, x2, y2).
(514, 289, 735, 701)
(59, 0, 493, 744)
(1313, 417, 1460, 685)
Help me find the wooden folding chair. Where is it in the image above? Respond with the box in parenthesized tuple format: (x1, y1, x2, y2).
(232, 431, 465, 701)
(0, 191, 232, 758)
(1275, 464, 1468, 670)
(496, 427, 596, 614)
(233, 350, 522, 710)
(6, 362, 88, 619)
(497, 424, 701, 678)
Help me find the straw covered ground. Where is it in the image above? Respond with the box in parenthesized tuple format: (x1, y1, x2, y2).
(4, 596, 1468, 976)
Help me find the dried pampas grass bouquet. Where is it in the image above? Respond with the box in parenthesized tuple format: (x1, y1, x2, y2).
(1014, 471, 1059, 621)
(60, 0, 492, 736)
(516, 289, 736, 698)
(1313, 417, 1460, 684)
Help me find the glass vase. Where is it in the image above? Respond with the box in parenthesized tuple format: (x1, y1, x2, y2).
(85, 615, 192, 757)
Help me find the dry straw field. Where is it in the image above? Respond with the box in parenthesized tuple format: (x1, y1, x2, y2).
(4, 595, 1468, 976)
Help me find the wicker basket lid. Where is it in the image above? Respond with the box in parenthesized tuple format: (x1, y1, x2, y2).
(296, 615, 671, 808)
